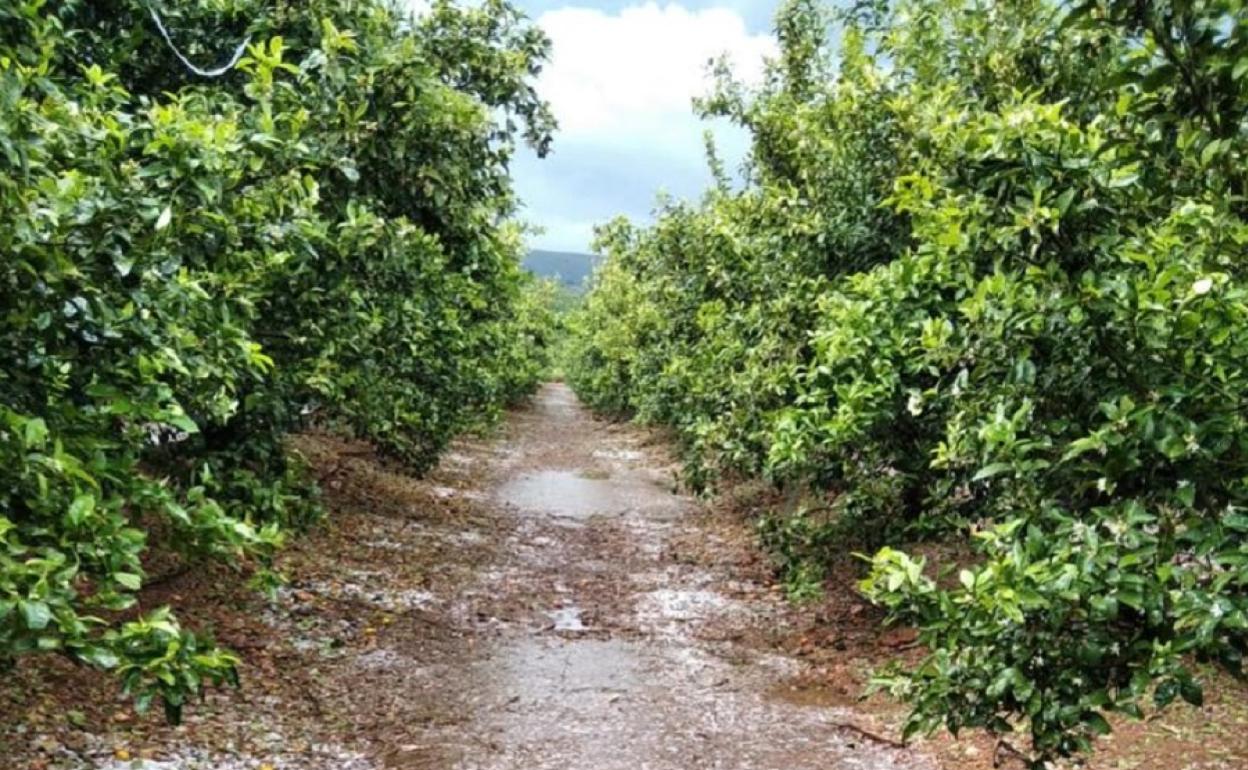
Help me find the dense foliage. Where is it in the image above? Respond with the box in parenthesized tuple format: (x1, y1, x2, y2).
(567, 0, 1248, 763)
(2, 0, 552, 720)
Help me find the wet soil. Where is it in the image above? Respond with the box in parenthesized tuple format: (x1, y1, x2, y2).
(5, 383, 1248, 770)
(449, 385, 928, 770)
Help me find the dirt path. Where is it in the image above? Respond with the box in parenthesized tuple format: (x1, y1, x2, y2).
(4, 383, 932, 770)
(408, 382, 932, 770)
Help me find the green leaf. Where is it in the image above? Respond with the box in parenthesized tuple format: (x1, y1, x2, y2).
(1083, 712, 1111, 736)
(1154, 679, 1179, 708)
(167, 414, 199, 434)
(78, 646, 120, 669)
(22, 417, 48, 448)
(67, 494, 95, 527)
(959, 569, 975, 591)
(114, 572, 143, 591)
(972, 462, 1013, 481)
(21, 600, 52, 631)
(1179, 678, 1204, 707)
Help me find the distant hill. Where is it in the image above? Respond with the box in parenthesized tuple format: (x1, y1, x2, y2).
(524, 249, 600, 290)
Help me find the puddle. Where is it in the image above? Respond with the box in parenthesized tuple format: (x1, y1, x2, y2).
(494, 464, 643, 519)
(496, 470, 673, 520)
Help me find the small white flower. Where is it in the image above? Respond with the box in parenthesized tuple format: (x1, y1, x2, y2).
(1192, 277, 1213, 295)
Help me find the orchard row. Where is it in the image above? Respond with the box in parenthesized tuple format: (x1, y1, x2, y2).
(1, 0, 553, 719)
(567, 0, 1248, 764)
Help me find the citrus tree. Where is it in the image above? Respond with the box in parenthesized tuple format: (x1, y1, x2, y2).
(1, 0, 553, 720)
(568, 0, 1248, 763)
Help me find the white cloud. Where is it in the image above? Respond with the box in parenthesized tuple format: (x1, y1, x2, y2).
(517, 3, 776, 251)
(536, 3, 773, 139)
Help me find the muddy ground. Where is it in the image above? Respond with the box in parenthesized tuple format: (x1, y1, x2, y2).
(5, 383, 1248, 769)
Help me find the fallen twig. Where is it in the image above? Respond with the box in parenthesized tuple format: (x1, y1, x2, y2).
(993, 738, 1031, 768)
(143, 563, 193, 589)
(830, 721, 908, 750)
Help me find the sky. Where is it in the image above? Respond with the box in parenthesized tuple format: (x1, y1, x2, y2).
(507, 1, 781, 253)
